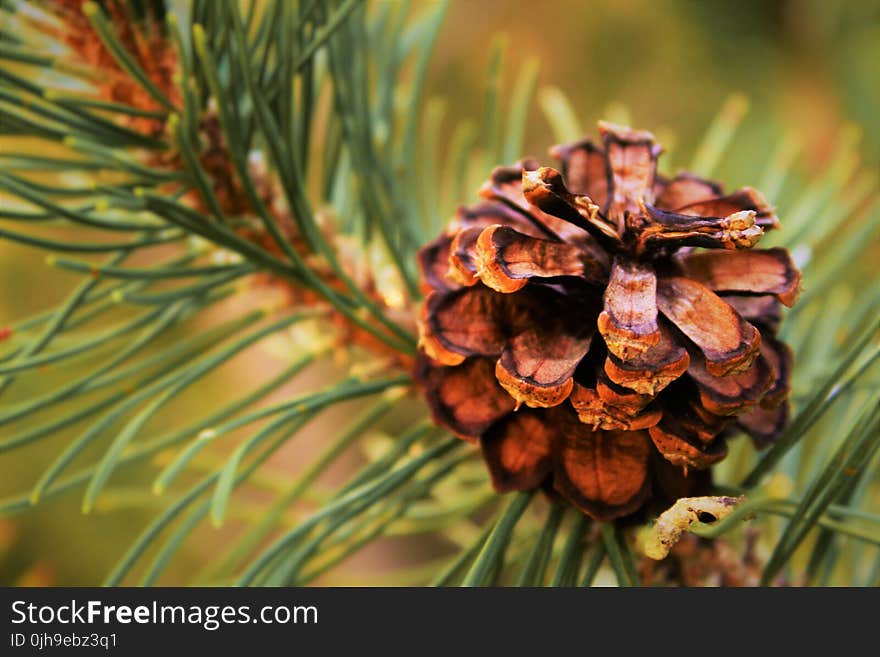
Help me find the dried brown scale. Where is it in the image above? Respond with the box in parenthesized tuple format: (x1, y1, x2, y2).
(415, 121, 800, 521)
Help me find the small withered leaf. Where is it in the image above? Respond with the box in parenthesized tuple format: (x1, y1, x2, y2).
(598, 257, 661, 361)
(656, 276, 761, 377)
(677, 248, 801, 306)
(639, 495, 743, 560)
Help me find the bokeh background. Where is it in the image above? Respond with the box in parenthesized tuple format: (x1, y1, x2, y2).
(1, 0, 878, 585)
(438, 0, 880, 166)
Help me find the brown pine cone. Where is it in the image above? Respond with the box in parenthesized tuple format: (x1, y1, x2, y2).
(415, 122, 800, 521)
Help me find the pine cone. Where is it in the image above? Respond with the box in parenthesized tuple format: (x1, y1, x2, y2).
(415, 122, 800, 521)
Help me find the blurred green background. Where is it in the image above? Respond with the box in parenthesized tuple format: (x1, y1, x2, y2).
(436, 0, 880, 166)
(1, 0, 878, 585)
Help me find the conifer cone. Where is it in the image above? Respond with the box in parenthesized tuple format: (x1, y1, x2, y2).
(415, 122, 800, 521)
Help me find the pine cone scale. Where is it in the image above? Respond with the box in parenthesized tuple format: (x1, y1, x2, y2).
(550, 139, 609, 201)
(655, 276, 762, 377)
(481, 409, 554, 492)
(416, 356, 515, 440)
(598, 257, 662, 360)
(676, 248, 802, 306)
(604, 320, 691, 396)
(553, 420, 654, 520)
(654, 173, 723, 210)
(600, 121, 662, 223)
